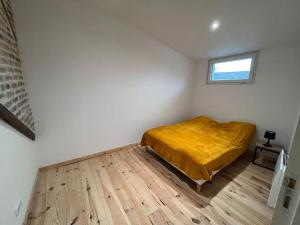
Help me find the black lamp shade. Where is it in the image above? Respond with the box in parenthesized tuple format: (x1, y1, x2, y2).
(264, 130, 276, 140)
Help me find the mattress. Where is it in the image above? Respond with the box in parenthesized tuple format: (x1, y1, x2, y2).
(141, 116, 256, 181)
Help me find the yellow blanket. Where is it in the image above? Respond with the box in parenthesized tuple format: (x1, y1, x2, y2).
(141, 116, 256, 181)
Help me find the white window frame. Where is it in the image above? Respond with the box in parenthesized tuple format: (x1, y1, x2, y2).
(207, 51, 259, 84)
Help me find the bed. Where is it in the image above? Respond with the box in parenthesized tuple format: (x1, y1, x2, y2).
(141, 116, 256, 189)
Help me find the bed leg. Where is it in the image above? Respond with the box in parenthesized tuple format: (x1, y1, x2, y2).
(196, 184, 202, 193)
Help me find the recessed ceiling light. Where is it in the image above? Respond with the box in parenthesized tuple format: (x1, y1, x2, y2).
(210, 20, 220, 31)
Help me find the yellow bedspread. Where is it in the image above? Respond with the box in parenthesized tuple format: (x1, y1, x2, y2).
(141, 116, 256, 181)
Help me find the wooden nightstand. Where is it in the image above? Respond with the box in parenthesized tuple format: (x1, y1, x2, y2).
(252, 141, 284, 170)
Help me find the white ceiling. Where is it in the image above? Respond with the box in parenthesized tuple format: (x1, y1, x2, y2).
(92, 0, 300, 59)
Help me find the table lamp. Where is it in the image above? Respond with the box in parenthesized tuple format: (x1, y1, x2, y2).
(264, 130, 276, 147)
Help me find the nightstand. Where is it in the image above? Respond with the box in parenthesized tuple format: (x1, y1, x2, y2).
(252, 141, 284, 170)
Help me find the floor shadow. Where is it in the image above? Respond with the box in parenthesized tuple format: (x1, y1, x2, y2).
(145, 148, 198, 189)
(144, 147, 252, 200)
(200, 156, 251, 198)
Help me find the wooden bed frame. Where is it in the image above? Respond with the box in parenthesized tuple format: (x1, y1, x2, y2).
(146, 146, 220, 193)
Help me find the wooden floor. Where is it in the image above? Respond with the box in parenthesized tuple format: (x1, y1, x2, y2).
(26, 144, 274, 225)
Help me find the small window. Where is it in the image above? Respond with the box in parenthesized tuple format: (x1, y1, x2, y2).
(207, 52, 258, 84)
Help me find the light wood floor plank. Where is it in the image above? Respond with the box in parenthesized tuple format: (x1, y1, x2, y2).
(26, 144, 273, 225)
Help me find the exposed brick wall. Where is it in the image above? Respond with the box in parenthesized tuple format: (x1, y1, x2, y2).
(0, 0, 35, 132)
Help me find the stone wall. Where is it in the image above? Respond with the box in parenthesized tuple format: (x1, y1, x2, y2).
(0, 0, 35, 132)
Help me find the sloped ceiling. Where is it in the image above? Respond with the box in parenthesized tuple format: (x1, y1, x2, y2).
(91, 0, 300, 59)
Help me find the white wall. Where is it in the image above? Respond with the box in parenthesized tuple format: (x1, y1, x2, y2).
(0, 121, 38, 225)
(192, 45, 300, 150)
(13, 0, 194, 166)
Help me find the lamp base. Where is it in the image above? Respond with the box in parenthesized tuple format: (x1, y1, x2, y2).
(263, 139, 272, 147)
